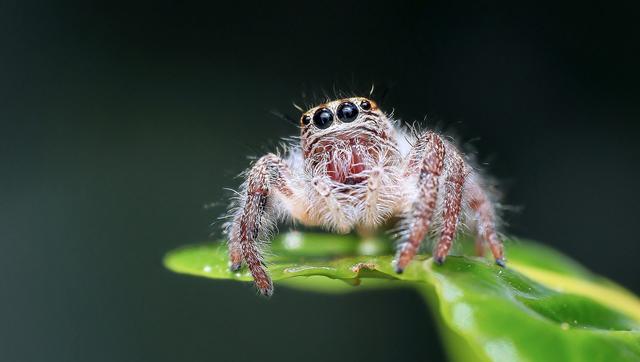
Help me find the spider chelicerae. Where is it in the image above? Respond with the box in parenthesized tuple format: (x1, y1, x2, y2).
(223, 97, 505, 296)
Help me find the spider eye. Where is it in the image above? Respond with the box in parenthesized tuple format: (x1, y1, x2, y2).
(336, 102, 359, 123)
(360, 100, 372, 110)
(313, 108, 333, 129)
(301, 115, 311, 125)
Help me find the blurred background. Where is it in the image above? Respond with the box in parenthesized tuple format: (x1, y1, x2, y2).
(2, 1, 639, 361)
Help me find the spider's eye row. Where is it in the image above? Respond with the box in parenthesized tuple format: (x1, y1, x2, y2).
(313, 108, 334, 129)
(336, 102, 359, 123)
(360, 100, 372, 110)
(301, 115, 311, 125)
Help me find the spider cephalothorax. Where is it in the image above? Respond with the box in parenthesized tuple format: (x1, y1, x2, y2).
(224, 97, 505, 296)
(301, 98, 398, 185)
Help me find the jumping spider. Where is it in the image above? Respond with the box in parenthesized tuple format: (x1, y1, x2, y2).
(224, 97, 505, 296)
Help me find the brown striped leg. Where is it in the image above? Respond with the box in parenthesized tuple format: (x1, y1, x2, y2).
(433, 154, 466, 264)
(239, 191, 272, 295)
(467, 180, 505, 267)
(228, 154, 297, 296)
(395, 132, 445, 273)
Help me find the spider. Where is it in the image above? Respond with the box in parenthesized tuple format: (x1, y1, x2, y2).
(223, 97, 505, 296)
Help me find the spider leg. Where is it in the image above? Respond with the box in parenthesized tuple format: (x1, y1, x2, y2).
(466, 219, 486, 256)
(395, 132, 445, 273)
(475, 234, 486, 257)
(311, 177, 351, 233)
(433, 153, 466, 264)
(467, 178, 505, 266)
(227, 153, 300, 296)
(362, 167, 383, 225)
(228, 244, 243, 271)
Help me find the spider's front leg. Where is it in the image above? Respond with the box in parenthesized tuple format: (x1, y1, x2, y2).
(227, 153, 300, 297)
(395, 132, 445, 272)
(432, 152, 466, 264)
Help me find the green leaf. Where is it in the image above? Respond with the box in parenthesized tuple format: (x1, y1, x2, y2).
(164, 233, 640, 361)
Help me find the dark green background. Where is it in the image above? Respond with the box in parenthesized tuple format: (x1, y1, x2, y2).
(2, 1, 639, 361)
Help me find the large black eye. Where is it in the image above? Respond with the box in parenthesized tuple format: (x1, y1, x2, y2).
(336, 102, 359, 122)
(313, 108, 333, 129)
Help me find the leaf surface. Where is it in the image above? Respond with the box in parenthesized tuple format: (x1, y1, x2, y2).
(164, 233, 640, 361)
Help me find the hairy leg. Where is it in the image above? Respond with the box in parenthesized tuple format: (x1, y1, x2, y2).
(395, 132, 445, 273)
(467, 179, 505, 266)
(467, 219, 486, 256)
(228, 245, 243, 271)
(433, 153, 466, 264)
(227, 153, 299, 296)
(311, 176, 351, 233)
(363, 167, 382, 224)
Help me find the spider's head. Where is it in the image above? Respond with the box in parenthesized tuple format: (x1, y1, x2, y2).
(299, 97, 393, 183)
(299, 97, 386, 142)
